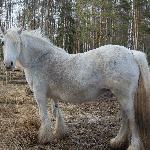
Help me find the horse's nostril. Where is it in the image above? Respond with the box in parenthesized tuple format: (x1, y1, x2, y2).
(11, 61, 13, 66)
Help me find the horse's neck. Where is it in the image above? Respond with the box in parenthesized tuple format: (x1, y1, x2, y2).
(22, 33, 67, 55)
(20, 34, 70, 69)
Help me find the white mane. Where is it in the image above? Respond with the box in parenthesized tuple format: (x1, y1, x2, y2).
(21, 29, 66, 53)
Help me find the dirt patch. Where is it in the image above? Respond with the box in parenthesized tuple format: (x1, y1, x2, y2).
(0, 71, 120, 150)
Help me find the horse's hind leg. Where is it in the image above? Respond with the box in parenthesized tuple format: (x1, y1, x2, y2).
(51, 100, 68, 138)
(118, 94, 144, 150)
(33, 82, 53, 144)
(110, 109, 129, 149)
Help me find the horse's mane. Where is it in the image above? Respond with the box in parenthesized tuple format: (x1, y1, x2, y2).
(23, 29, 50, 44)
(21, 29, 66, 53)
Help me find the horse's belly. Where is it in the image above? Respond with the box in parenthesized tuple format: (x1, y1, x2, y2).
(58, 88, 102, 104)
(61, 95, 98, 104)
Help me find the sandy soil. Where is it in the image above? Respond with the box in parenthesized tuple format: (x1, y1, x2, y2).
(0, 70, 121, 150)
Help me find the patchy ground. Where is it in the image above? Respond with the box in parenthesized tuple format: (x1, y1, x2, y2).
(0, 70, 121, 150)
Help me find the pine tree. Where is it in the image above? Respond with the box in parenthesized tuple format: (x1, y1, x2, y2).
(55, 0, 76, 53)
(0, 0, 150, 61)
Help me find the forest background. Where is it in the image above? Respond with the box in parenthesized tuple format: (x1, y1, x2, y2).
(0, 0, 150, 61)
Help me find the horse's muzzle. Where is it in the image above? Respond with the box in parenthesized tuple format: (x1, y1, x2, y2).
(4, 61, 14, 71)
(5, 66, 13, 71)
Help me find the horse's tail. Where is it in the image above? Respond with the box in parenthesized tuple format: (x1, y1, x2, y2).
(132, 50, 150, 149)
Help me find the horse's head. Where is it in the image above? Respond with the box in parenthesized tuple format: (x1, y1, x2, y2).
(0, 26, 23, 70)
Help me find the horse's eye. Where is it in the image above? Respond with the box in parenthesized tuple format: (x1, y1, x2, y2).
(1, 41, 4, 46)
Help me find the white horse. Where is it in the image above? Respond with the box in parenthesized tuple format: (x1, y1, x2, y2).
(1, 27, 150, 150)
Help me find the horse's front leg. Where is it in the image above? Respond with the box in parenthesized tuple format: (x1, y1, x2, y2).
(51, 100, 68, 138)
(33, 82, 53, 144)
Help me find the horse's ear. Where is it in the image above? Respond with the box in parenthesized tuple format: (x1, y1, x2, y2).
(17, 27, 23, 35)
(0, 25, 6, 35)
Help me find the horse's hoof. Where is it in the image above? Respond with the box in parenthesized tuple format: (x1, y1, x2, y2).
(38, 124, 53, 144)
(127, 144, 144, 150)
(38, 133, 53, 144)
(127, 145, 136, 150)
(110, 137, 128, 149)
(110, 138, 121, 149)
(38, 131, 53, 144)
(54, 127, 69, 139)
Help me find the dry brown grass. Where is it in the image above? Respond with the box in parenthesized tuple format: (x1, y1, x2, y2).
(0, 71, 120, 150)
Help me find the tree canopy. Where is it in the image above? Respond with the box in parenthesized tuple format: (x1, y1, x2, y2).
(0, 0, 150, 60)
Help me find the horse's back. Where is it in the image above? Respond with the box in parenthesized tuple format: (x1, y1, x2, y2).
(82, 45, 139, 76)
(86, 45, 140, 94)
